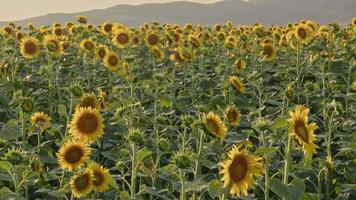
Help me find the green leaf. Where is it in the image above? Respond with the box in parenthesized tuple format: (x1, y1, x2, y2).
(0, 187, 26, 200)
(48, 188, 69, 197)
(287, 178, 305, 200)
(270, 177, 288, 198)
(0, 119, 21, 140)
(300, 193, 319, 200)
(57, 104, 67, 116)
(0, 161, 12, 171)
(159, 97, 172, 108)
(208, 180, 224, 199)
(273, 118, 288, 130)
(136, 148, 152, 164)
(119, 191, 130, 200)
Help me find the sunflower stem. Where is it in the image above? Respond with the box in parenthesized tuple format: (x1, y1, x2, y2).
(283, 132, 292, 186)
(130, 142, 136, 199)
(179, 169, 185, 200)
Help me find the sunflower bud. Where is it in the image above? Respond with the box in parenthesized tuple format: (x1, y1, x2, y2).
(21, 98, 35, 113)
(173, 151, 193, 169)
(158, 138, 170, 151)
(5, 148, 24, 165)
(128, 129, 144, 144)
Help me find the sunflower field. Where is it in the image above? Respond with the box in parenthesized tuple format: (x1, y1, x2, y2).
(0, 16, 355, 200)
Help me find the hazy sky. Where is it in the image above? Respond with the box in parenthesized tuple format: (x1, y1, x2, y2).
(1, 0, 221, 21)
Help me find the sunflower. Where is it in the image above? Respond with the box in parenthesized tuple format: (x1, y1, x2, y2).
(104, 51, 120, 71)
(112, 29, 131, 48)
(88, 163, 114, 192)
(52, 27, 63, 37)
(225, 106, 241, 127)
(220, 145, 263, 197)
(202, 112, 228, 139)
(96, 45, 108, 60)
(31, 112, 51, 128)
(56, 140, 91, 171)
(294, 24, 311, 43)
(16, 32, 24, 41)
(288, 105, 318, 156)
(235, 59, 246, 70)
(70, 170, 93, 198)
(261, 43, 277, 61)
(44, 35, 63, 57)
(145, 31, 160, 47)
(230, 76, 245, 93)
(77, 93, 100, 110)
(3, 26, 14, 36)
(352, 17, 356, 26)
(101, 22, 114, 35)
(80, 38, 96, 52)
(188, 34, 202, 48)
(20, 37, 40, 59)
(69, 107, 104, 143)
(150, 47, 164, 61)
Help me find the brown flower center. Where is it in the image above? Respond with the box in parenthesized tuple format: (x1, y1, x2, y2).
(64, 146, 83, 164)
(104, 24, 113, 33)
(54, 28, 63, 36)
(81, 97, 97, 109)
(206, 119, 219, 134)
(229, 155, 248, 183)
(117, 33, 129, 45)
(297, 28, 307, 39)
(263, 46, 273, 57)
(293, 120, 309, 142)
(84, 41, 94, 50)
(227, 110, 237, 122)
(77, 113, 99, 134)
(108, 55, 118, 66)
(74, 174, 90, 191)
(98, 49, 106, 58)
(93, 171, 105, 186)
(24, 41, 38, 55)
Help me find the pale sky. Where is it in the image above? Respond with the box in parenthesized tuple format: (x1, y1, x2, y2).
(0, 0, 221, 21)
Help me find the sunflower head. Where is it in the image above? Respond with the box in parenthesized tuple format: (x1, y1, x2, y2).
(202, 112, 228, 139)
(70, 170, 93, 198)
(220, 145, 263, 197)
(96, 45, 108, 60)
(69, 107, 104, 143)
(225, 106, 241, 127)
(235, 59, 246, 70)
(77, 93, 100, 110)
(352, 17, 356, 26)
(80, 38, 96, 52)
(261, 43, 277, 61)
(44, 35, 63, 57)
(53, 27, 64, 37)
(146, 31, 160, 47)
(57, 140, 91, 171)
(16, 32, 24, 41)
(101, 22, 114, 35)
(112, 29, 131, 48)
(31, 112, 51, 129)
(88, 163, 115, 192)
(229, 76, 245, 93)
(295, 24, 311, 43)
(104, 51, 120, 71)
(150, 47, 164, 61)
(288, 105, 318, 156)
(20, 37, 40, 59)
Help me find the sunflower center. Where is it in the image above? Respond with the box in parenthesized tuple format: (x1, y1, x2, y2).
(236, 60, 242, 69)
(34, 117, 46, 125)
(227, 110, 237, 122)
(64, 146, 84, 163)
(74, 174, 90, 191)
(104, 24, 113, 33)
(294, 120, 309, 142)
(297, 28, 307, 39)
(206, 119, 219, 134)
(229, 155, 248, 183)
(84, 41, 94, 50)
(147, 34, 159, 46)
(77, 113, 99, 134)
(98, 49, 106, 58)
(117, 33, 129, 44)
(24, 41, 37, 55)
(263, 46, 273, 57)
(108, 55, 118, 66)
(54, 28, 62, 36)
(93, 171, 105, 186)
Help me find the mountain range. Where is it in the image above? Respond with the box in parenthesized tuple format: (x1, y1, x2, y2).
(1, 0, 354, 27)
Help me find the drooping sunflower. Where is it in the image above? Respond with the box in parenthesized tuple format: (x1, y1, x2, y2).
(20, 36, 40, 59)
(56, 140, 91, 171)
(88, 163, 114, 192)
(112, 29, 131, 48)
(80, 38, 96, 53)
(188, 34, 202, 48)
(70, 170, 93, 198)
(288, 105, 318, 156)
(44, 35, 63, 57)
(77, 93, 100, 110)
(16, 32, 24, 41)
(150, 47, 164, 61)
(235, 59, 246, 70)
(69, 107, 104, 143)
(220, 145, 263, 197)
(225, 106, 241, 127)
(352, 17, 356, 26)
(104, 51, 120, 71)
(261, 43, 277, 61)
(229, 76, 245, 93)
(202, 112, 228, 139)
(96, 45, 108, 60)
(31, 112, 51, 128)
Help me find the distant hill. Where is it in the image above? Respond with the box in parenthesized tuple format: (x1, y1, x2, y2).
(1, 0, 354, 27)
